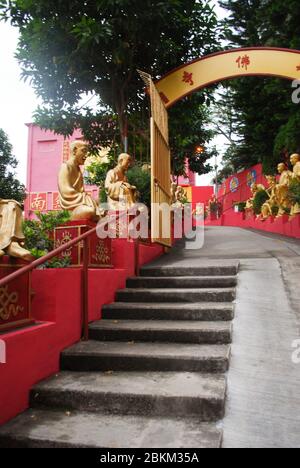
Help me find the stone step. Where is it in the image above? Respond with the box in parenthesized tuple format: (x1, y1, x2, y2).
(126, 276, 237, 289)
(61, 341, 230, 373)
(141, 262, 239, 278)
(89, 320, 232, 344)
(0, 409, 223, 448)
(116, 288, 236, 303)
(30, 371, 227, 421)
(102, 302, 235, 321)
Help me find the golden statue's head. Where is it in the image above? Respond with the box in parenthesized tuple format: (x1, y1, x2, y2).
(70, 141, 89, 165)
(118, 153, 132, 172)
(277, 162, 287, 174)
(290, 153, 300, 166)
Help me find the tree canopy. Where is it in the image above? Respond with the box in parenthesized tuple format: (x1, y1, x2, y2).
(0, 0, 219, 177)
(217, 0, 300, 176)
(0, 128, 26, 203)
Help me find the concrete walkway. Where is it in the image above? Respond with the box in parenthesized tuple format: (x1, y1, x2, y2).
(151, 226, 300, 448)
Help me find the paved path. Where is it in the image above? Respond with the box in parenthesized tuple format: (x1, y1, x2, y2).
(151, 226, 300, 448)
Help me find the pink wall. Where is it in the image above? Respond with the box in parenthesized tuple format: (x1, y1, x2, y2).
(177, 159, 196, 186)
(206, 210, 300, 240)
(25, 125, 98, 218)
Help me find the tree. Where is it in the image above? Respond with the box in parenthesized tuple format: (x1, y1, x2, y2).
(0, 128, 25, 203)
(169, 93, 216, 177)
(0, 0, 219, 152)
(218, 0, 300, 175)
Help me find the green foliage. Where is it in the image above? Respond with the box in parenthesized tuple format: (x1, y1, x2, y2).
(169, 94, 216, 177)
(218, 0, 300, 176)
(234, 202, 247, 212)
(85, 154, 115, 189)
(0, 128, 26, 203)
(23, 210, 71, 268)
(252, 190, 269, 215)
(271, 205, 279, 216)
(124, 164, 151, 209)
(288, 178, 300, 205)
(274, 114, 300, 162)
(0, 0, 219, 156)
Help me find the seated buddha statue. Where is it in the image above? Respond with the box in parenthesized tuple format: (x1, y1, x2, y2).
(105, 153, 137, 211)
(261, 176, 278, 220)
(276, 162, 293, 217)
(290, 153, 300, 217)
(0, 199, 33, 261)
(58, 141, 101, 222)
(245, 182, 265, 211)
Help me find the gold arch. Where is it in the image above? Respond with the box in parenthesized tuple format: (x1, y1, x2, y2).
(155, 48, 300, 108)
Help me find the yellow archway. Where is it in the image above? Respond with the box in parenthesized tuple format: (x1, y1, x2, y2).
(156, 47, 300, 108)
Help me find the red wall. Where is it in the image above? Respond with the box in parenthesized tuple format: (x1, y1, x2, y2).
(219, 164, 267, 213)
(192, 186, 214, 209)
(0, 239, 164, 426)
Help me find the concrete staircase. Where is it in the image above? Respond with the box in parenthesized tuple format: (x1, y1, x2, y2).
(0, 261, 239, 448)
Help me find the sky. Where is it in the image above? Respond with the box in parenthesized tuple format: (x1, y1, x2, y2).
(0, 1, 228, 187)
(0, 21, 40, 184)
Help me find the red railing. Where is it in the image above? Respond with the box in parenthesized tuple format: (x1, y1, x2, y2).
(0, 213, 141, 341)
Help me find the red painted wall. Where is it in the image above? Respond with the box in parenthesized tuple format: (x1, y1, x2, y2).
(0, 239, 164, 426)
(25, 125, 98, 218)
(218, 164, 268, 213)
(192, 186, 214, 209)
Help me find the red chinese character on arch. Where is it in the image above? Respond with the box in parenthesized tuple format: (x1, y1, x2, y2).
(30, 193, 48, 212)
(236, 55, 251, 71)
(182, 71, 194, 86)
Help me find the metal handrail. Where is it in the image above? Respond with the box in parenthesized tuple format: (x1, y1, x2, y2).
(0, 212, 137, 341)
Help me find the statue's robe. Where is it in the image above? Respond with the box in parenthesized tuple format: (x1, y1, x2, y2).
(0, 200, 25, 251)
(105, 168, 136, 210)
(58, 161, 100, 216)
(276, 171, 292, 208)
(293, 162, 300, 180)
(291, 162, 300, 215)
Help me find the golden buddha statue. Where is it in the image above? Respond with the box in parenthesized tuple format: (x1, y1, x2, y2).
(276, 163, 293, 217)
(0, 199, 33, 261)
(171, 182, 177, 205)
(290, 153, 300, 217)
(58, 141, 101, 222)
(260, 176, 278, 220)
(105, 153, 137, 211)
(245, 182, 265, 211)
(175, 186, 186, 207)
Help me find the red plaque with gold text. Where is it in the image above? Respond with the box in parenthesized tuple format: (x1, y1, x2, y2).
(0, 258, 33, 332)
(54, 220, 112, 268)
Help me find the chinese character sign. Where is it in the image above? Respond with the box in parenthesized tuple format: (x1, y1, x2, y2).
(182, 71, 194, 86)
(30, 193, 48, 212)
(62, 141, 70, 163)
(52, 192, 61, 211)
(236, 55, 251, 71)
